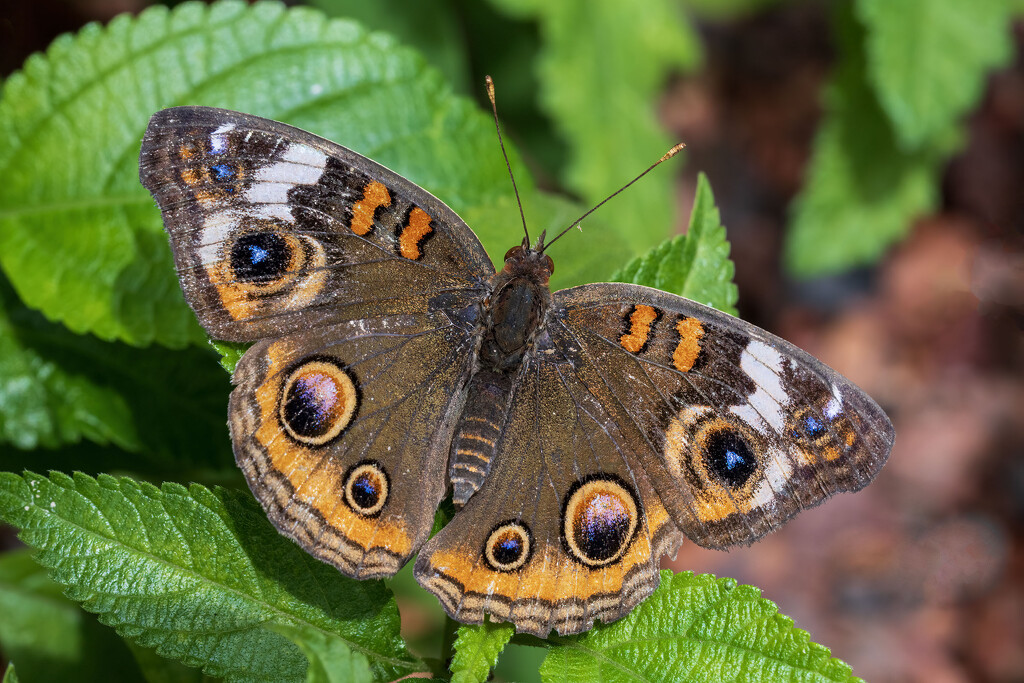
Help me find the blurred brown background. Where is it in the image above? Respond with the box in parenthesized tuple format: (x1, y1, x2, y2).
(3, 2, 1022, 682)
(662, 9, 1024, 683)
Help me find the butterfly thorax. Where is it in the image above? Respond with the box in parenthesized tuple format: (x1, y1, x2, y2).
(478, 246, 554, 374)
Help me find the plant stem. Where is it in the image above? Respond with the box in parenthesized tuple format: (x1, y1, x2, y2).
(441, 613, 459, 669)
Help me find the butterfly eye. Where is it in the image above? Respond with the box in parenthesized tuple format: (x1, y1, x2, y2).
(504, 246, 520, 261)
(544, 254, 554, 274)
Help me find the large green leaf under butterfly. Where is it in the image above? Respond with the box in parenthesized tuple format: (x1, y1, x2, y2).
(0, 471, 422, 683)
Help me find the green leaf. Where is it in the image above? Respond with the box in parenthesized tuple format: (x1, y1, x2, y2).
(3, 665, 18, 683)
(0, 472, 422, 683)
(272, 623, 373, 683)
(0, 276, 139, 452)
(0, 0, 526, 348)
(540, 571, 861, 683)
(210, 340, 249, 375)
(450, 621, 515, 683)
(123, 640, 216, 683)
(0, 548, 145, 683)
(488, 0, 700, 253)
(0, 275, 232, 470)
(307, 0, 470, 93)
(857, 0, 1015, 149)
(785, 3, 958, 277)
(612, 173, 738, 315)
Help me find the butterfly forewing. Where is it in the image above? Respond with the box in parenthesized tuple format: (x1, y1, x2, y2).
(551, 283, 894, 549)
(139, 106, 494, 342)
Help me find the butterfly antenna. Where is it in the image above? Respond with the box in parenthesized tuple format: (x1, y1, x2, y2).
(486, 75, 530, 246)
(541, 143, 686, 253)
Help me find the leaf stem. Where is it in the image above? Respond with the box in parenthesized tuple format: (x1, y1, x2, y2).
(441, 612, 459, 670)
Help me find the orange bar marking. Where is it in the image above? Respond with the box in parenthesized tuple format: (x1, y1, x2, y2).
(672, 317, 704, 372)
(350, 181, 391, 236)
(620, 305, 658, 353)
(399, 207, 433, 259)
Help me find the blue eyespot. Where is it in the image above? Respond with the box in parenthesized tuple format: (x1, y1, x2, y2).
(495, 535, 522, 558)
(351, 476, 379, 509)
(247, 244, 269, 264)
(231, 232, 288, 282)
(723, 448, 745, 471)
(804, 415, 826, 438)
(210, 163, 236, 182)
(485, 521, 532, 571)
(705, 429, 757, 488)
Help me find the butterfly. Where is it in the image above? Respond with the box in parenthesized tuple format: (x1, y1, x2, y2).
(139, 105, 893, 637)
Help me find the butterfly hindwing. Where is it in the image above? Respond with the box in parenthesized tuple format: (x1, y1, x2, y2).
(231, 312, 476, 578)
(415, 342, 684, 636)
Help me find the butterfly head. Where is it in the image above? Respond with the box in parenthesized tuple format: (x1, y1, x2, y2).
(502, 241, 554, 285)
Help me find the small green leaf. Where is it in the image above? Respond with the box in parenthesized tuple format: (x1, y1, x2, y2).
(0, 275, 232, 469)
(857, 0, 1015, 149)
(211, 340, 249, 375)
(0, 276, 139, 451)
(488, 0, 700, 253)
(612, 173, 738, 315)
(0, 0, 526, 348)
(785, 3, 958, 276)
(272, 623, 374, 683)
(0, 472, 422, 683)
(540, 571, 861, 683)
(0, 549, 145, 682)
(3, 664, 18, 683)
(450, 620, 515, 683)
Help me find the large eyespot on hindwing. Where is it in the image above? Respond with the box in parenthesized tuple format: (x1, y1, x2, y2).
(561, 475, 640, 568)
(343, 460, 390, 517)
(483, 520, 533, 572)
(278, 358, 359, 446)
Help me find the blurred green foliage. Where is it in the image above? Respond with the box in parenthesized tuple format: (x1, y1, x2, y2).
(0, 0, 1017, 680)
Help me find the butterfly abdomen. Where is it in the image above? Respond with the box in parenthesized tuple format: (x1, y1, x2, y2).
(450, 371, 510, 506)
